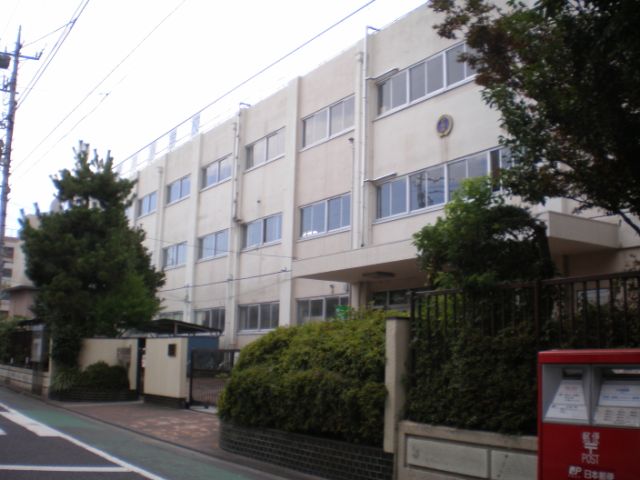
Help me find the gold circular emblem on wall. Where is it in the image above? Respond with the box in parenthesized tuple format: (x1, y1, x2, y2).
(436, 114, 454, 137)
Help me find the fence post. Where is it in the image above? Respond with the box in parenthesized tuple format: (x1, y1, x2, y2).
(384, 315, 410, 455)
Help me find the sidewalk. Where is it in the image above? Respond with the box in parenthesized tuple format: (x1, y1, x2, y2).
(55, 400, 221, 455)
(52, 398, 324, 480)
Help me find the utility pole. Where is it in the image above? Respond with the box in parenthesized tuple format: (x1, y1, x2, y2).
(0, 28, 39, 294)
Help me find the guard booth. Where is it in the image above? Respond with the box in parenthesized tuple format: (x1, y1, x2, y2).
(538, 349, 640, 480)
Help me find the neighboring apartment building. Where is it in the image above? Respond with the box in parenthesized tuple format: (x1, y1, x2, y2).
(0, 236, 39, 320)
(0, 236, 19, 317)
(127, 4, 639, 349)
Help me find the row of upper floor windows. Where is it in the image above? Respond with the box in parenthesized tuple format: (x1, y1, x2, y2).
(159, 147, 510, 269)
(376, 147, 511, 220)
(135, 42, 476, 219)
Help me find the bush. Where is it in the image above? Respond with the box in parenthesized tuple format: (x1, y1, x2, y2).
(51, 361, 129, 392)
(219, 310, 388, 446)
(407, 320, 538, 435)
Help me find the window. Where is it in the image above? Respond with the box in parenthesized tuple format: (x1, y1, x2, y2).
(195, 308, 225, 332)
(198, 229, 229, 259)
(246, 129, 284, 169)
(167, 176, 190, 204)
(303, 96, 355, 147)
(137, 191, 157, 217)
(378, 43, 475, 115)
(376, 147, 508, 220)
(297, 296, 349, 324)
(163, 242, 187, 268)
(371, 290, 410, 311)
(410, 165, 445, 210)
(2, 268, 12, 278)
(243, 214, 282, 249)
(202, 156, 231, 188)
(300, 194, 351, 238)
(238, 302, 279, 331)
(2, 247, 14, 259)
(160, 311, 183, 321)
(377, 178, 407, 218)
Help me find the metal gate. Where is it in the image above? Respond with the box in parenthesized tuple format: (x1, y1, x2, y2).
(188, 349, 238, 407)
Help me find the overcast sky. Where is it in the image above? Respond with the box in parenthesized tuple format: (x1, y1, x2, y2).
(0, 0, 425, 236)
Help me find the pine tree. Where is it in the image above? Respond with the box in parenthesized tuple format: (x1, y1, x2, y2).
(20, 143, 164, 368)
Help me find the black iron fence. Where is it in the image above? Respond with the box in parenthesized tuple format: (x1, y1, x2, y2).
(410, 271, 640, 348)
(189, 348, 239, 407)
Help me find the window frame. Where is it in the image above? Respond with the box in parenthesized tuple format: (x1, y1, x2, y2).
(297, 295, 349, 325)
(242, 213, 283, 249)
(238, 302, 279, 332)
(377, 43, 476, 116)
(163, 242, 187, 269)
(198, 229, 229, 260)
(246, 128, 285, 170)
(300, 193, 351, 239)
(137, 191, 157, 217)
(375, 147, 509, 221)
(202, 155, 231, 189)
(195, 307, 225, 332)
(302, 95, 355, 148)
(166, 176, 191, 204)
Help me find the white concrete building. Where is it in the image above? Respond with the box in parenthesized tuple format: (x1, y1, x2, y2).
(127, 4, 639, 349)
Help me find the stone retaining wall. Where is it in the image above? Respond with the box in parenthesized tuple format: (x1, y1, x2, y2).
(221, 422, 393, 480)
(0, 364, 50, 396)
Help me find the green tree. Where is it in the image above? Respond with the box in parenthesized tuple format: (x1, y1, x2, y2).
(430, 0, 640, 235)
(20, 143, 164, 368)
(413, 178, 554, 290)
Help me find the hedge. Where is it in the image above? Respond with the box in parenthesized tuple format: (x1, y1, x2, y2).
(218, 310, 387, 446)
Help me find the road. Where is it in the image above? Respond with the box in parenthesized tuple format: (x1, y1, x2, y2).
(0, 387, 296, 480)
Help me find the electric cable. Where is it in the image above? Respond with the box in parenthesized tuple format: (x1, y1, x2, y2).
(13, 0, 187, 177)
(17, 0, 90, 109)
(116, 0, 377, 169)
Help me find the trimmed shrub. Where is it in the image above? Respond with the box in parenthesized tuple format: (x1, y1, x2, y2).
(219, 310, 387, 446)
(407, 320, 538, 434)
(51, 361, 129, 393)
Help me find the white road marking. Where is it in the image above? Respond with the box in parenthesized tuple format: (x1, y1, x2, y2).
(0, 402, 167, 480)
(0, 411, 61, 436)
(0, 465, 129, 472)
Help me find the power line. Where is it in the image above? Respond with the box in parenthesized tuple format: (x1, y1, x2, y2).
(116, 0, 378, 169)
(157, 269, 289, 294)
(17, 0, 90, 109)
(13, 0, 187, 176)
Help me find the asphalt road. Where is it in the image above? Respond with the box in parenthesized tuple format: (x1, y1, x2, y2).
(0, 387, 295, 480)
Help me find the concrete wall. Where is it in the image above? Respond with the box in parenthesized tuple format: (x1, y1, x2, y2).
(142, 337, 188, 401)
(0, 364, 50, 397)
(79, 338, 138, 391)
(397, 422, 537, 480)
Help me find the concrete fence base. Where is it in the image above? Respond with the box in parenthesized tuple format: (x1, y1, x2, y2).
(397, 421, 537, 480)
(0, 364, 50, 397)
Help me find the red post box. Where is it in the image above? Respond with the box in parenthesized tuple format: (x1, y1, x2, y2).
(538, 349, 640, 480)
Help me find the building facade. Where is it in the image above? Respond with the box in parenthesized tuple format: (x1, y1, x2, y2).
(128, 4, 639, 349)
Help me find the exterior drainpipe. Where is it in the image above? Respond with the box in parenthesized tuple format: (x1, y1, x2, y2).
(226, 104, 247, 347)
(360, 26, 379, 249)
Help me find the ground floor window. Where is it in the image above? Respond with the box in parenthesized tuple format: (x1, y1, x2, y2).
(159, 311, 183, 321)
(238, 302, 279, 332)
(371, 290, 410, 311)
(297, 295, 349, 324)
(195, 307, 225, 332)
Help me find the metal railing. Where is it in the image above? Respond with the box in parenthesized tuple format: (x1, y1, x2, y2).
(410, 271, 640, 348)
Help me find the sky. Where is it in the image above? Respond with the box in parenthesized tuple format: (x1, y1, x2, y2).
(0, 0, 426, 237)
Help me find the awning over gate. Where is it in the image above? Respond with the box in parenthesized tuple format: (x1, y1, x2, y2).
(124, 319, 221, 337)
